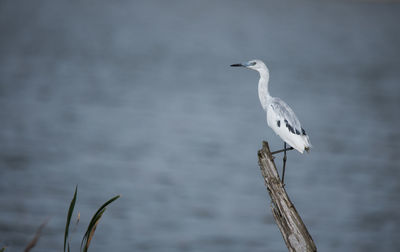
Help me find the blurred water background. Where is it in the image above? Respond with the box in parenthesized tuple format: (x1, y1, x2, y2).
(1, 0, 400, 251)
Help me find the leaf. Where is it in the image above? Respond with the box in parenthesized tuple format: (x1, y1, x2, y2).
(84, 213, 102, 251)
(64, 186, 78, 252)
(81, 195, 120, 252)
(24, 218, 49, 252)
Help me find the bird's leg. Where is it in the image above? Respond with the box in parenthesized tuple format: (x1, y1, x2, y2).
(271, 147, 294, 155)
(282, 142, 287, 185)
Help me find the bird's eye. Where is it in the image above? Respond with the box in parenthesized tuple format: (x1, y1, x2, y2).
(249, 62, 256, 66)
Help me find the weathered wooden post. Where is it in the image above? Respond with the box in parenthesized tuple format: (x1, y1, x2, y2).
(257, 141, 317, 252)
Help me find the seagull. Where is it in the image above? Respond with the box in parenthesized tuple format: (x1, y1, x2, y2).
(231, 59, 311, 184)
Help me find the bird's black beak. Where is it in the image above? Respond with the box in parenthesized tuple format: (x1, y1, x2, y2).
(230, 63, 244, 67)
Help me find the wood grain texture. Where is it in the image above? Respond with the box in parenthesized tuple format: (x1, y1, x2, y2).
(258, 141, 317, 252)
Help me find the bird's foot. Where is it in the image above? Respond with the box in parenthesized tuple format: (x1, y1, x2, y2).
(271, 147, 294, 155)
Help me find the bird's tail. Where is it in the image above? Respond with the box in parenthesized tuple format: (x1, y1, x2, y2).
(303, 135, 312, 153)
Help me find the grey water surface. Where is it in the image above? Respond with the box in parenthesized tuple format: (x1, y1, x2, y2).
(1, 0, 400, 251)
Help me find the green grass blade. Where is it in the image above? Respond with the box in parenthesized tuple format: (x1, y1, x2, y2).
(82, 209, 105, 252)
(64, 186, 78, 252)
(0, 247, 5, 252)
(80, 195, 120, 252)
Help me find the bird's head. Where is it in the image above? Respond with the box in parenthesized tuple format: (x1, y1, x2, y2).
(230, 59, 267, 72)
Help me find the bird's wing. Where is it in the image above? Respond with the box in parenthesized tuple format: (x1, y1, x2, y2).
(269, 97, 307, 136)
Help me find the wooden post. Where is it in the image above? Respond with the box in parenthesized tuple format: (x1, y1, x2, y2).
(257, 141, 317, 252)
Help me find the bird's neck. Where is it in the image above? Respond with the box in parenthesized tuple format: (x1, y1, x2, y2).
(258, 69, 271, 111)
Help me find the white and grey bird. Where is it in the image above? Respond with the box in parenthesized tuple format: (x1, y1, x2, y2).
(231, 59, 311, 183)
